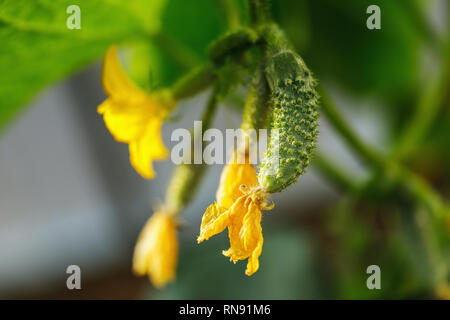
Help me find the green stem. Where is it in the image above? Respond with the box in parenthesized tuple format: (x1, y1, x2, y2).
(396, 166, 446, 218)
(208, 28, 259, 64)
(392, 49, 450, 161)
(171, 29, 263, 100)
(319, 88, 447, 218)
(200, 85, 220, 130)
(406, 0, 446, 52)
(165, 85, 221, 213)
(172, 64, 216, 100)
(171, 30, 260, 101)
(216, 0, 241, 30)
(259, 23, 291, 54)
(241, 61, 270, 132)
(319, 88, 385, 168)
(247, 0, 271, 26)
(313, 152, 358, 192)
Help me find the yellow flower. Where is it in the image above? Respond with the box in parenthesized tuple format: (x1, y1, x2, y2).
(197, 154, 273, 276)
(216, 153, 258, 209)
(133, 210, 178, 288)
(98, 45, 175, 179)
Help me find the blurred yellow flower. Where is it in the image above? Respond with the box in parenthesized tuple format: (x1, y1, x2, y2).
(133, 210, 178, 288)
(198, 154, 273, 276)
(98, 45, 175, 178)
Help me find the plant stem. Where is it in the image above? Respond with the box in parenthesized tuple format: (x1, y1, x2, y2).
(201, 85, 221, 130)
(165, 85, 220, 213)
(318, 87, 448, 218)
(319, 88, 385, 168)
(392, 48, 450, 161)
(216, 0, 241, 30)
(172, 64, 215, 100)
(241, 64, 270, 133)
(259, 23, 291, 54)
(247, 0, 271, 26)
(313, 152, 358, 192)
(406, 0, 446, 53)
(208, 28, 259, 64)
(396, 166, 446, 218)
(171, 28, 263, 101)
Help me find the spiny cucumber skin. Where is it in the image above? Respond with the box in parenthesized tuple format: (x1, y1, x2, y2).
(258, 50, 319, 193)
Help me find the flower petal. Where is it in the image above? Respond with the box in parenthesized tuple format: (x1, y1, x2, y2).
(216, 160, 258, 209)
(132, 211, 178, 288)
(129, 117, 168, 179)
(102, 45, 147, 99)
(197, 202, 229, 243)
(98, 46, 176, 179)
(222, 196, 264, 275)
(245, 233, 263, 276)
(98, 99, 149, 142)
(222, 196, 249, 261)
(242, 202, 263, 275)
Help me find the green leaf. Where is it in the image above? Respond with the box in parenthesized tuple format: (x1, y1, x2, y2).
(0, 0, 167, 131)
(0, 0, 166, 37)
(162, 0, 226, 63)
(144, 0, 227, 87)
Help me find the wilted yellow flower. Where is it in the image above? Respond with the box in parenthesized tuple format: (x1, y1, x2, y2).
(98, 45, 175, 178)
(133, 211, 178, 288)
(198, 154, 273, 276)
(216, 154, 258, 209)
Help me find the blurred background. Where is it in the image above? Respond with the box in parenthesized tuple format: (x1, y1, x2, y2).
(0, 0, 448, 299)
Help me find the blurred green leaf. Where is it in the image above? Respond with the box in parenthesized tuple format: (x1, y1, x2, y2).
(0, 0, 167, 131)
(275, 0, 422, 99)
(119, 0, 228, 101)
(148, 0, 227, 87)
(0, 0, 228, 131)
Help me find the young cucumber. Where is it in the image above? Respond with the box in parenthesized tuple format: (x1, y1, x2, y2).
(258, 50, 319, 193)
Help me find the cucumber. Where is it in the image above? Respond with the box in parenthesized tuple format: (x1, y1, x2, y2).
(258, 50, 319, 193)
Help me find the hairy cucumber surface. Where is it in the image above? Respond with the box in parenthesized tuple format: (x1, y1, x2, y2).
(258, 50, 319, 193)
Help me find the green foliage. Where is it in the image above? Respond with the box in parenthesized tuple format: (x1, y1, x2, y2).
(156, 0, 226, 85)
(0, 0, 167, 131)
(0, 0, 227, 131)
(1, 0, 448, 299)
(274, 0, 421, 99)
(0, 0, 163, 37)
